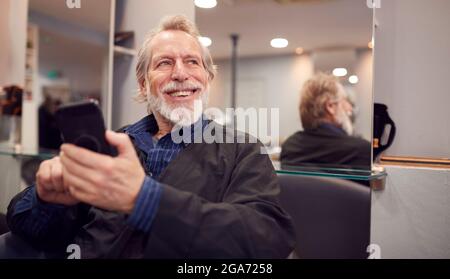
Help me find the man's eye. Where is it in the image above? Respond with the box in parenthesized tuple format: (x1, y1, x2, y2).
(157, 61, 171, 67)
(187, 59, 199, 65)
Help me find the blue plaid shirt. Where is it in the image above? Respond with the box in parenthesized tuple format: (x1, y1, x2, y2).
(12, 114, 208, 235)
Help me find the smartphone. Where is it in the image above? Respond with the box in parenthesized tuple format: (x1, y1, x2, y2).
(55, 99, 116, 156)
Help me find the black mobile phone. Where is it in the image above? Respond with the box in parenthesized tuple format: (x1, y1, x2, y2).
(55, 99, 116, 156)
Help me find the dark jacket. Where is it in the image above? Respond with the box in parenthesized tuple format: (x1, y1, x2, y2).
(7, 123, 295, 259)
(280, 125, 371, 169)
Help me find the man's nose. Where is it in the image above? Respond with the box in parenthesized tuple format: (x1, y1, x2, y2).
(171, 61, 189, 81)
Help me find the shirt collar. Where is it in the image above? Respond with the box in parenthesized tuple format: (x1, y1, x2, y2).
(124, 114, 158, 137)
(317, 122, 347, 136)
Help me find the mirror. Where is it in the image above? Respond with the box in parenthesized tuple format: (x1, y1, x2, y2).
(24, 0, 112, 151)
(196, 0, 374, 171)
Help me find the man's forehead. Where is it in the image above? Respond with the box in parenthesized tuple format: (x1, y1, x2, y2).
(156, 30, 193, 39)
(150, 30, 201, 53)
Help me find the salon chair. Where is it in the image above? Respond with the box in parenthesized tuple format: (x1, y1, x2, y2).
(277, 174, 371, 259)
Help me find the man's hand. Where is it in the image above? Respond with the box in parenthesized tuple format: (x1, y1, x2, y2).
(36, 156, 80, 206)
(60, 130, 145, 213)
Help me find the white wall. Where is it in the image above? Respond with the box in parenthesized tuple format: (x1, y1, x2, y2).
(0, 0, 12, 85)
(373, 0, 450, 158)
(0, 0, 28, 86)
(0, 0, 29, 214)
(371, 165, 450, 258)
(37, 28, 105, 96)
(210, 54, 314, 142)
(111, 0, 195, 129)
(353, 49, 373, 141)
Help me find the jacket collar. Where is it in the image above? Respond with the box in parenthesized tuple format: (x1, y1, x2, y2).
(305, 123, 348, 137)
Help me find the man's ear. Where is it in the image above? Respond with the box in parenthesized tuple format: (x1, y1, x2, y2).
(207, 70, 214, 82)
(139, 80, 147, 96)
(325, 101, 337, 117)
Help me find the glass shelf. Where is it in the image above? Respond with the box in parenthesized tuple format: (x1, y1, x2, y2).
(273, 161, 387, 189)
(0, 143, 57, 160)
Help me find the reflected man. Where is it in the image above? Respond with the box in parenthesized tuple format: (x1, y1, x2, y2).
(281, 73, 371, 169)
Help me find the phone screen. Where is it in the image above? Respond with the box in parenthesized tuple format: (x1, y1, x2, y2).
(55, 100, 116, 156)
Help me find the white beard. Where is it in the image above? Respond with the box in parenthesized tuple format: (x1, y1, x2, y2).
(337, 107, 354, 136)
(146, 83, 209, 127)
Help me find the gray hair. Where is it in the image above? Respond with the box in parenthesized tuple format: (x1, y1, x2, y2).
(299, 73, 342, 130)
(135, 15, 217, 103)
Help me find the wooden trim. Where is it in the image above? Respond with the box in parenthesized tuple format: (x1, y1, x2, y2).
(380, 155, 450, 169)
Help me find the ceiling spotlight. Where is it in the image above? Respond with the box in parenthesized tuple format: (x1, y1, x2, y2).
(333, 68, 348, 77)
(198, 36, 212, 47)
(270, 38, 289, 48)
(295, 47, 304, 55)
(348, 75, 359, 84)
(195, 0, 217, 9)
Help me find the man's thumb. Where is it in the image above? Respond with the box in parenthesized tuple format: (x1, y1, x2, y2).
(105, 130, 135, 158)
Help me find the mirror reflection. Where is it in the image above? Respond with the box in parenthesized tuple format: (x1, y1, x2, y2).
(26, 0, 112, 151)
(196, 0, 373, 171)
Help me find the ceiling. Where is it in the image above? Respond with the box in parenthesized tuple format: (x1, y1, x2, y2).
(29, 0, 111, 33)
(195, 0, 373, 59)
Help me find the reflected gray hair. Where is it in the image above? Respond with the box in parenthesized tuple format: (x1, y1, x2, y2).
(299, 73, 342, 130)
(135, 15, 217, 103)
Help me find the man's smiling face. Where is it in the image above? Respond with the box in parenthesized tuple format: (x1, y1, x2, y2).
(146, 30, 209, 122)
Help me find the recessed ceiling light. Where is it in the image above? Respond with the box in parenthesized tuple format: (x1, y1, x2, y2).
(333, 68, 348, 77)
(295, 47, 304, 55)
(270, 38, 289, 48)
(198, 36, 212, 47)
(348, 75, 359, 84)
(195, 0, 217, 9)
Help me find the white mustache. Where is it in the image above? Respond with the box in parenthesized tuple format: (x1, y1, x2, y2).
(161, 81, 203, 94)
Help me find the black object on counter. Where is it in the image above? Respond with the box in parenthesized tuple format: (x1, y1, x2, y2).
(373, 103, 396, 159)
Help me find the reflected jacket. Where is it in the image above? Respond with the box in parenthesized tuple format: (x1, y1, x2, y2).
(281, 124, 372, 169)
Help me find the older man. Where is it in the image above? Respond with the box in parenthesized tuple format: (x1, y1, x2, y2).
(281, 73, 371, 169)
(5, 15, 295, 258)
